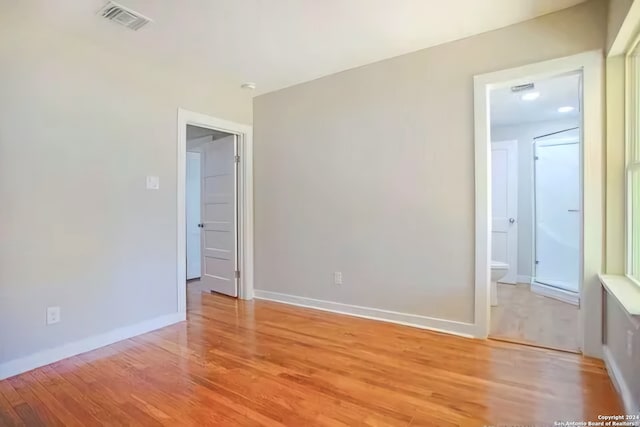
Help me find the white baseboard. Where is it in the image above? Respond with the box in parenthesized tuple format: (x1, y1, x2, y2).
(603, 345, 640, 415)
(254, 290, 477, 338)
(517, 275, 532, 284)
(531, 282, 580, 306)
(0, 312, 185, 380)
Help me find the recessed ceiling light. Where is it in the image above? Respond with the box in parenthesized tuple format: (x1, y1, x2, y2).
(558, 106, 575, 113)
(521, 91, 540, 101)
(241, 82, 256, 90)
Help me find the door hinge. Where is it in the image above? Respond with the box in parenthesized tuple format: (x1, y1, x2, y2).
(534, 156, 539, 160)
(535, 260, 540, 265)
(235, 270, 240, 279)
(234, 155, 240, 163)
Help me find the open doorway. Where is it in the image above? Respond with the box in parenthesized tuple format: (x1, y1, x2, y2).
(186, 125, 239, 297)
(177, 109, 254, 314)
(473, 51, 604, 358)
(487, 73, 582, 352)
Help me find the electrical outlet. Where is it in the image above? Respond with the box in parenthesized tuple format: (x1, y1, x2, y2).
(333, 271, 343, 285)
(627, 330, 634, 358)
(47, 306, 61, 325)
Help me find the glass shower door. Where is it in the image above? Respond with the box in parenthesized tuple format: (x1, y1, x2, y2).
(533, 128, 580, 293)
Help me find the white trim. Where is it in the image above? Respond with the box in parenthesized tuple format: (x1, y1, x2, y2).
(625, 53, 635, 282)
(626, 52, 640, 285)
(474, 50, 604, 357)
(531, 282, 580, 306)
(177, 108, 254, 310)
(603, 345, 640, 415)
(0, 312, 184, 380)
(517, 275, 532, 284)
(600, 274, 640, 317)
(254, 290, 476, 338)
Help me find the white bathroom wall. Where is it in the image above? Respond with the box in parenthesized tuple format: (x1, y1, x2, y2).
(491, 118, 580, 281)
(186, 151, 202, 280)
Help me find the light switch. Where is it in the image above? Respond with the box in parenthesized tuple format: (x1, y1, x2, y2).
(146, 175, 160, 190)
(47, 306, 61, 325)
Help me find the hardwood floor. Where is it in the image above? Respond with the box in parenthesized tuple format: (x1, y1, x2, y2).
(490, 283, 580, 352)
(0, 286, 621, 426)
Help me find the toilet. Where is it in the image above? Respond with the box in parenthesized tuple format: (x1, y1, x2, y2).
(490, 261, 509, 306)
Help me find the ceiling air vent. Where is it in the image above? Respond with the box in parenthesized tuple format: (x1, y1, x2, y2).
(510, 83, 535, 93)
(98, 1, 152, 31)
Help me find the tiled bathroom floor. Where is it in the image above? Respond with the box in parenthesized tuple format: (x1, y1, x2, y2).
(490, 283, 580, 352)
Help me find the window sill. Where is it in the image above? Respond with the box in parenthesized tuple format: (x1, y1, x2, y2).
(599, 274, 640, 317)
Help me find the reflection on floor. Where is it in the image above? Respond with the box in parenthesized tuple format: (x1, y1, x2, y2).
(490, 283, 580, 352)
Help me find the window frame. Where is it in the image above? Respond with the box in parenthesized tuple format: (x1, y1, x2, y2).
(625, 42, 640, 286)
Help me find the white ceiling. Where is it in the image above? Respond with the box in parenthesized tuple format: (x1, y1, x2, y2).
(490, 73, 581, 127)
(9, 0, 587, 95)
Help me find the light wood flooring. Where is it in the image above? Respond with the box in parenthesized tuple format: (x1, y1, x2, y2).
(186, 278, 211, 293)
(0, 282, 619, 426)
(490, 282, 580, 352)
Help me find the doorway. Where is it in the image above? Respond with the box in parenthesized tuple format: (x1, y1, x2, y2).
(472, 51, 604, 357)
(177, 109, 254, 313)
(186, 125, 239, 297)
(487, 73, 582, 352)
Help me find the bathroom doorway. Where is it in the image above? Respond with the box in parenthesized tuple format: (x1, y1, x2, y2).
(485, 72, 582, 353)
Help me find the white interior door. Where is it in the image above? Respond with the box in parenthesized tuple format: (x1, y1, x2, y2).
(186, 151, 201, 280)
(491, 140, 518, 284)
(534, 131, 580, 292)
(201, 135, 238, 297)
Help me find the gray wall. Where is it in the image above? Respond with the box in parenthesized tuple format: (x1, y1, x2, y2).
(0, 15, 252, 363)
(605, 295, 640, 411)
(253, 0, 606, 324)
(491, 118, 580, 280)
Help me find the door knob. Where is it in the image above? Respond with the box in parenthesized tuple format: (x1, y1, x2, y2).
(568, 209, 580, 212)
(509, 218, 515, 224)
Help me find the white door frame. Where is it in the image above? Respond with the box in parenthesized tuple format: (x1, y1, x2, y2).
(177, 108, 254, 313)
(473, 50, 603, 357)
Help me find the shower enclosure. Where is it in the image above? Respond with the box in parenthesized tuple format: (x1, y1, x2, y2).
(533, 127, 580, 299)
